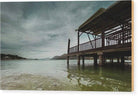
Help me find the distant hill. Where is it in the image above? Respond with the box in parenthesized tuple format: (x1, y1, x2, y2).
(51, 54, 67, 60)
(1, 54, 27, 60)
(51, 54, 95, 60)
(51, 54, 77, 60)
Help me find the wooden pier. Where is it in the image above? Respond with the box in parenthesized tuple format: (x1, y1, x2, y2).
(67, 1, 132, 67)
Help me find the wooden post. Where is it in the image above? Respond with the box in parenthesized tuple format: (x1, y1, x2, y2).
(77, 55, 80, 66)
(99, 55, 103, 66)
(95, 37, 96, 48)
(87, 34, 93, 48)
(92, 35, 96, 48)
(77, 31, 79, 52)
(94, 55, 97, 66)
(82, 56, 85, 68)
(121, 56, 125, 64)
(111, 58, 113, 63)
(103, 56, 105, 64)
(117, 57, 120, 63)
(102, 31, 105, 48)
(77, 31, 80, 66)
(98, 52, 103, 66)
(118, 33, 121, 45)
(122, 24, 125, 44)
(67, 39, 70, 68)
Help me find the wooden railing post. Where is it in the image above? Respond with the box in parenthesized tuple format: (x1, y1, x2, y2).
(122, 24, 125, 44)
(82, 56, 85, 67)
(77, 55, 80, 66)
(77, 31, 80, 65)
(94, 55, 97, 66)
(68, 39, 70, 54)
(87, 34, 93, 48)
(102, 31, 105, 48)
(117, 57, 120, 63)
(67, 39, 70, 67)
(121, 56, 124, 64)
(95, 36, 96, 48)
(77, 31, 80, 52)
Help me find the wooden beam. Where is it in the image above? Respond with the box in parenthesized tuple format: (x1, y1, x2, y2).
(78, 31, 80, 52)
(121, 56, 124, 64)
(77, 55, 80, 66)
(122, 24, 125, 44)
(82, 56, 85, 68)
(79, 31, 101, 38)
(102, 31, 105, 47)
(91, 34, 95, 39)
(95, 35, 96, 48)
(91, 34, 97, 48)
(111, 58, 113, 63)
(87, 34, 93, 48)
(80, 31, 93, 35)
(67, 39, 70, 67)
(67, 39, 70, 54)
(79, 32, 83, 37)
(117, 57, 120, 63)
(94, 55, 97, 66)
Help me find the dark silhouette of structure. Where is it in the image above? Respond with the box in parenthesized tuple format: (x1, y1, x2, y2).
(67, 1, 132, 67)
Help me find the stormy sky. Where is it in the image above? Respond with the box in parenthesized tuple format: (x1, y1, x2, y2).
(1, 1, 115, 59)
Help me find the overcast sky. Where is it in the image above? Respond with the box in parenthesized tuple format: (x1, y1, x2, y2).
(1, 1, 115, 59)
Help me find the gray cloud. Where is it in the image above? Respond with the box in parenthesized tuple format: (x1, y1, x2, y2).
(1, 1, 115, 58)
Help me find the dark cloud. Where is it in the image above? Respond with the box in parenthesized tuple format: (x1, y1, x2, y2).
(1, 1, 115, 58)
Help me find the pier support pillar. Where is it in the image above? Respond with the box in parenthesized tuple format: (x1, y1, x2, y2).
(117, 57, 120, 63)
(94, 55, 97, 66)
(98, 52, 104, 66)
(67, 39, 70, 68)
(121, 56, 124, 64)
(121, 56, 125, 66)
(77, 55, 80, 66)
(111, 58, 113, 63)
(67, 56, 69, 68)
(82, 56, 85, 68)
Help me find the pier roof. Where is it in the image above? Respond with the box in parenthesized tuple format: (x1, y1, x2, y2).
(78, 1, 131, 35)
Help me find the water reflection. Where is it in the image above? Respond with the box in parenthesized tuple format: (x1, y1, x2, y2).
(1, 60, 131, 91)
(67, 64, 131, 91)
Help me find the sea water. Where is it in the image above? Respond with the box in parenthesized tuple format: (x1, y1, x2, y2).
(0, 60, 131, 91)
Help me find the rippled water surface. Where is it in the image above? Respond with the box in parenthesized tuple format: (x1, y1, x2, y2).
(0, 60, 131, 91)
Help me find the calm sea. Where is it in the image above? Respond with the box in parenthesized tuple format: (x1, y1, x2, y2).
(0, 60, 131, 91)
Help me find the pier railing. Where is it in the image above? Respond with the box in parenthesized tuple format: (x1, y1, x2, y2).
(69, 38, 102, 53)
(69, 22, 131, 54)
(105, 22, 131, 46)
